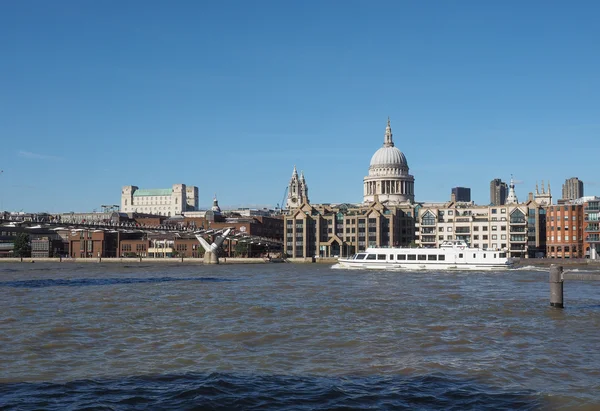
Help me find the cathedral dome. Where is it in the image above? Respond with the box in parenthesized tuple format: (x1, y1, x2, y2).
(363, 118, 415, 205)
(370, 146, 407, 168)
(368, 118, 409, 172)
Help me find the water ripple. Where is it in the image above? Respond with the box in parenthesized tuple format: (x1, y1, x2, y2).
(0, 373, 540, 411)
(0, 277, 236, 288)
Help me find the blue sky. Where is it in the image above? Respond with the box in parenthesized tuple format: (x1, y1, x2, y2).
(1, 1, 598, 212)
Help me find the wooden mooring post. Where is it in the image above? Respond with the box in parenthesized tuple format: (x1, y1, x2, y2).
(549, 264, 600, 308)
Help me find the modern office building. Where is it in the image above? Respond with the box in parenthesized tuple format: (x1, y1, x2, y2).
(451, 187, 471, 202)
(583, 196, 600, 259)
(490, 179, 507, 206)
(121, 184, 199, 216)
(562, 177, 584, 202)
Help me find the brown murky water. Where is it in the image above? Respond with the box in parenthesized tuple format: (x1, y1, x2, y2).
(1, 263, 599, 410)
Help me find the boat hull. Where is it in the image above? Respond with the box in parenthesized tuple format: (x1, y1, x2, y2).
(336, 241, 513, 271)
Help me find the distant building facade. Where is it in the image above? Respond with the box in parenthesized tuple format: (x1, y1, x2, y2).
(121, 184, 199, 216)
(286, 166, 309, 210)
(451, 187, 471, 202)
(490, 179, 507, 206)
(545, 203, 584, 259)
(584, 197, 600, 259)
(416, 199, 546, 258)
(534, 181, 552, 206)
(562, 177, 584, 202)
(283, 119, 417, 259)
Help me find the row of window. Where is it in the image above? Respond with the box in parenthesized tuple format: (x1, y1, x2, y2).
(357, 253, 447, 261)
(355, 252, 506, 261)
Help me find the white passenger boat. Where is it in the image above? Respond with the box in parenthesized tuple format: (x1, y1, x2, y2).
(336, 240, 512, 270)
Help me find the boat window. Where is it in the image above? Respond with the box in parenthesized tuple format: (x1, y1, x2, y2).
(473, 253, 476, 258)
(407, 254, 416, 260)
(494, 254, 496, 258)
(377, 254, 386, 260)
(397, 254, 406, 260)
(418, 254, 426, 260)
(483, 254, 486, 258)
(355, 254, 366, 260)
(458, 253, 463, 258)
(428, 255, 437, 261)
(499, 253, 506, 258)
(438, 255, 445, 261)
(389, 254, 394, 260)
(366, 254, 376, 260)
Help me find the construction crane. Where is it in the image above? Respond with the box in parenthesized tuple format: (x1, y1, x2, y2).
(277, 187, 288, 214)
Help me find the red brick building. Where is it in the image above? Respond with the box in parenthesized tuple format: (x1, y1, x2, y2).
(545, 204, 584, 258)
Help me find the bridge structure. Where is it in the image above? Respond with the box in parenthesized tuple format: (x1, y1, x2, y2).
(0, 217, 283, 255)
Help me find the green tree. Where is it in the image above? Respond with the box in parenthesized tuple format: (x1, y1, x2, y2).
(234, 242, 248, 257)
(13, 233, 31, 257)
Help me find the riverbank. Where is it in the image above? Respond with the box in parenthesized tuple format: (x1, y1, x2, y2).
(0, 257, 339, 264)
(2, 256, 597, 267)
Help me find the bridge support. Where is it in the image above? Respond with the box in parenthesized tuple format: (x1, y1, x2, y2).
(196, 229, 231, 265)
(550, 265, 600, 308)
(549, 265, 564, 308)
(204, 252, 219, 264)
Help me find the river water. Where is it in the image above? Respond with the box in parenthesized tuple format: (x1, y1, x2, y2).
(1, 262, 599, 410)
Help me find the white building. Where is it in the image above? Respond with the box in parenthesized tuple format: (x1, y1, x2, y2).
(416, 197, 545, 258)
(363, 118, 415, 204)
(121, 184, 199, 216)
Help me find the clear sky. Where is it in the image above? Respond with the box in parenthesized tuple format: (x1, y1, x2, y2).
(1, 1, 599, 212)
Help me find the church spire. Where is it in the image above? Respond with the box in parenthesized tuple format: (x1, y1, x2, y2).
(384, 117, 394, 147)
(506, 175, 518, 204)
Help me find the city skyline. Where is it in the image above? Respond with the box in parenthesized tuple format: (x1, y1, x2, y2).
(1, 1, 599, 212)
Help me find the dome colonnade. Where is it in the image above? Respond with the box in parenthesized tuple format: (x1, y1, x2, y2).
(363, 118, 415, 204)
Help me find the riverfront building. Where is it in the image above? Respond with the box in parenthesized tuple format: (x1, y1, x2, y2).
(120, 184, 199, 216)
(584, 197, 600, 259)
(545, 196, 600, 259)
(416, 187, 547, 258)
(545, 203, 584, 259)
(283, 119, 417, 258)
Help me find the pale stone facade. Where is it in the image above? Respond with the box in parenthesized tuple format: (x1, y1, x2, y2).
(416, 199, 546, 258)
(121, 184, 199, 216)
(284, 200, 416, 258)
(363, 119, 414, 204)
(286, 166, 309, 210)
(283, 119, 418, 258)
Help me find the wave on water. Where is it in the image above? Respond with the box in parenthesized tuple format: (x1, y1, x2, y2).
(0, 372, 541, 411)
(0, 277, 237, 288)
(512, 265, 548, 272)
